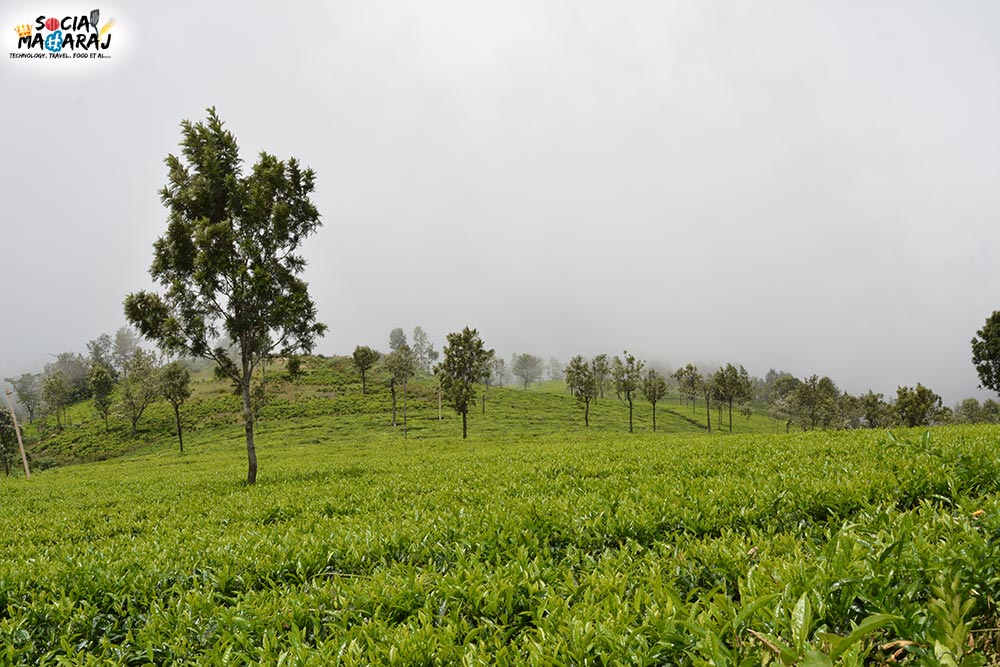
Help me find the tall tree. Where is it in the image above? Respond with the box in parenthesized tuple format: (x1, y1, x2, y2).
(896, 383, 944, 427)
(160, 362, 192, 451)
(87, 363, 116, 432)
(612, 351, 644, 433)
(712, 363, 753, 432)
(352, 346, 380, 395)
(565, 355, 598, 426)
(642, 368, 668, 432)
(591, 354, 611, 400)
(120, 349, 159, 437)
(672, 364, 701, 412)
(389, 327, 407, 352)
(435, 327, 493, 439)
(124, 108, 326, 485)
(5, 373, 41, 423)
(385, 344, 417, 436)
(511, 353, 544, 389)
(972, 311, 1000, 396)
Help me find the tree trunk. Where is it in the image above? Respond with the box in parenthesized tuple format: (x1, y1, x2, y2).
(652, 402, 657, 432)
(462, 410, 467, 439)
(438, 387, 442, 421)
(628, 396, 633, 433)
(390, 383, 397, 427)
(705, 391, 712, 433)
(241, 371, 257, 485)
(585, 398, 590, 427)
(482, 383, 487, 415)
(728, 399, 733, 433)
(174, 403, 183, 452)
(402, 382, 408, 439)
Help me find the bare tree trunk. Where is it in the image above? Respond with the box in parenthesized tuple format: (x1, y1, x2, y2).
(241, 370, 257, 485)
(652, 402, 657, 432)
(728, 399, 733, 433)
(174, 403, 183, 452)
(462, 410, 467, 439)
(390, 383, 397, 427)
(585, 399, 590, 427)
(628, 396, 633, 433)
(438, 387, 442, 421)
(705, 390, 712, 433)
(402, 382, 408, 439)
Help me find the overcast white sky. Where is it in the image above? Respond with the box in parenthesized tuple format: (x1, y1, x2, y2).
(2, 1, 1000, 404)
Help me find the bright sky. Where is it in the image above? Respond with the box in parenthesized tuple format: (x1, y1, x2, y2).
(3, 1, 1000, 404)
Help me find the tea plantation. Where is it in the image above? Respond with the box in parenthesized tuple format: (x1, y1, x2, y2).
(2, 358, 999, 664)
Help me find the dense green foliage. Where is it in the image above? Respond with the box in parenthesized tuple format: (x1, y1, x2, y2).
(1, 420, 1000, 663)
(972, 311, 1000, 396)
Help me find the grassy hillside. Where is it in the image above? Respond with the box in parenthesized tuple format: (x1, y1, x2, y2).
(21, 355, 772, 468)
(1, 423, 1000, 663)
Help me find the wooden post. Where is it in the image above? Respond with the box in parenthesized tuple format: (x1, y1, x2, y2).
(4, 390, 31, 479)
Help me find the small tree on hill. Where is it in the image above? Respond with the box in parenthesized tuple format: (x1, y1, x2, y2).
(480, 349, 497, 415)
(642, 368, 668, 432)
(120, 349, 159, 437)
(512, 353, 544, 389)
(286, 355, 303, 381)
(112, 327, 141, 379)
(672, 364, 701, 412)
(613, 351, 644, 433)
(87, 334, 117, 381)
(385, 344, 417, 436)
(591, 354, 611, 400)
(160, 361, 192, 451)
(87, 363, 116, 432)
(389, 327, 407, 352)
(124, 108, 327, 485)
(6, 373, 42, 423)
(352, 346, 380, 395)
(435, 327, 493, 439)
(713, 363, 753, 432)
(565, 355, 598, 426)
(42, 372, 70, 428)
